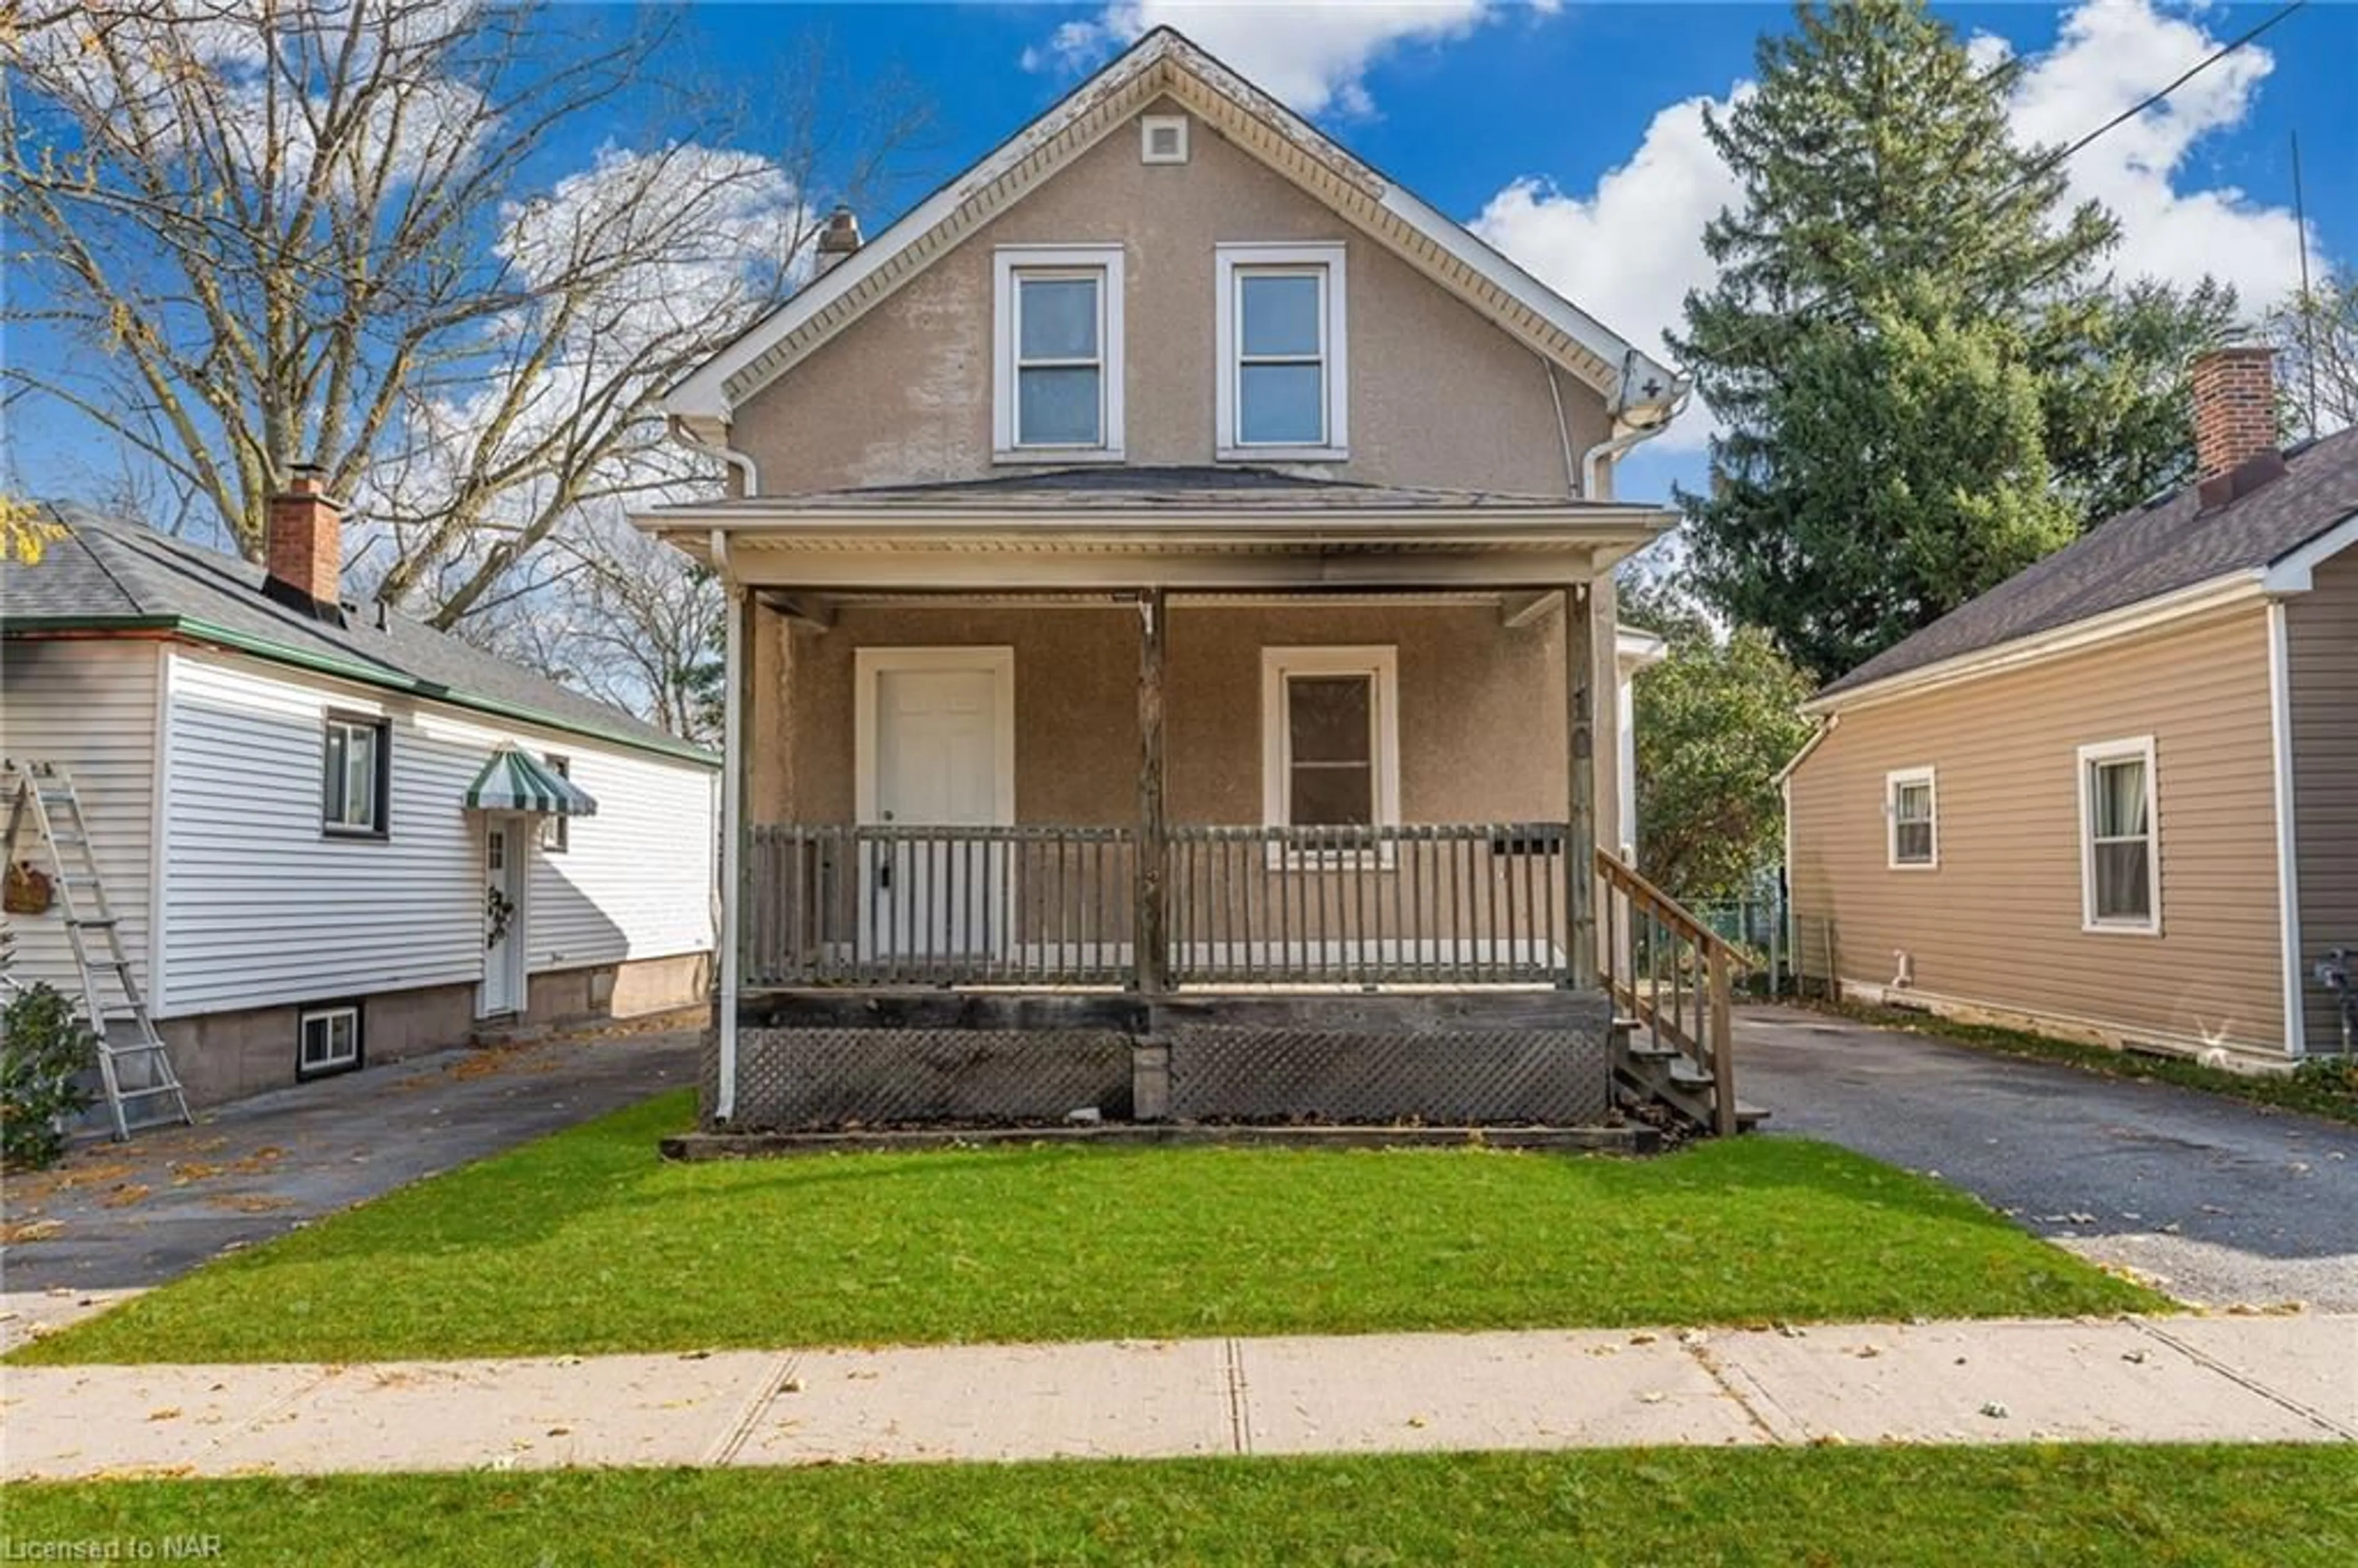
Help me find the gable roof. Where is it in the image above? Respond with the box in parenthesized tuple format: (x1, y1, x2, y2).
(1813, 425, 2358, 705)
(666, 28, 1685, 434)
(2, 503, 715, 764)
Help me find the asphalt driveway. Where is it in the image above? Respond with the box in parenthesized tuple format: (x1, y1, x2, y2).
(1738, 1005, 2358, 1311)
(2, 1023, 698, 1323)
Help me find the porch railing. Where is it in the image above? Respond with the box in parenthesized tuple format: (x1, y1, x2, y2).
(743, 821, 1571, 989)
(1167, 824, 1568, 985)
(744, 824, 1137, 987)
(1597, 848, 1739, 1137)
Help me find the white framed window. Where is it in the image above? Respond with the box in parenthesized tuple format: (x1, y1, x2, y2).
(322, 712, 389, 837)
(540, 755, 570, 853)
(992, 245, 1125, 460)
(1139, 114, 1188, 164)
(1261, 647, 1399, 840)
(2078, 736, 2160, 935)
(1885, 767, 1937, 869)
(298, 1003, 362, 1078)
(1216, 243, 1349, 461)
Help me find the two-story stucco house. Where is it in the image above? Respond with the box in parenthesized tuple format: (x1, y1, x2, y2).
(636, 29, 1727, 1134)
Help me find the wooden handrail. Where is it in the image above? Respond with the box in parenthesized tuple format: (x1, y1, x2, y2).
(1595, 848, 1740, 1136)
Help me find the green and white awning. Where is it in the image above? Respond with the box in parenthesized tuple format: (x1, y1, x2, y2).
(463, 747, 597, 816)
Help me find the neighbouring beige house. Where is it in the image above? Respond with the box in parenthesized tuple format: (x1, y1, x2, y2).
(1786, 347, 2358, 1068)
(633, 28, 1747, 1135)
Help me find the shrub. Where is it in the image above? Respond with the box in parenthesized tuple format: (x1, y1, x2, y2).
(2, 981, 97, 1169)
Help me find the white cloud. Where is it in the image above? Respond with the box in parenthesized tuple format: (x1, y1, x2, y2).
(1025, 1, 1544, 118)
(1474, 0, 2328, 452)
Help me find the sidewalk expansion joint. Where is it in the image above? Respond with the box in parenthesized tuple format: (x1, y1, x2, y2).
(1221, 1338, 1252, 1456)
(708, 1352, 800, 1465)
(1681, 1339, 1796, 1445)
(2130, 1319, 2356, 1442)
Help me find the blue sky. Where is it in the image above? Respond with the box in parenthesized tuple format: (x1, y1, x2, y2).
(12, 2, 2353, 508)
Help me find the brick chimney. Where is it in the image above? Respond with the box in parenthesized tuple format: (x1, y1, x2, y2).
(2190, 344, 2278, 482)
(813, 206, 862, 278)
(265, 466, 343, 613)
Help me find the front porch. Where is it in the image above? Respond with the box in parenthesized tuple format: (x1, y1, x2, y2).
(653, 469, 1736, 1134)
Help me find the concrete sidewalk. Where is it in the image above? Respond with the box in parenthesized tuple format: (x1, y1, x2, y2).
(6, 1316, 2351, 1480)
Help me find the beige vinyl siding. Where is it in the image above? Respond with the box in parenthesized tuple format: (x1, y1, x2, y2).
(1789, 607, 2286, 1055)
(2287, 541, 2358, 1053)
(0, 639, 161, 1001)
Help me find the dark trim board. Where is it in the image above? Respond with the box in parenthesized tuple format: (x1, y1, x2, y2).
(736, 988, 1606, 1035)
(664, 1122, 1654, 1160)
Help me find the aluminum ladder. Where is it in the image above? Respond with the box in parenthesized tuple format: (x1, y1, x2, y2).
(2, 760, 193, 1139)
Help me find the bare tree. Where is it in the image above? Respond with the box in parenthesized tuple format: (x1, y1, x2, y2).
(2271, 269, 2358, 440)
(4, 0, 920, 631)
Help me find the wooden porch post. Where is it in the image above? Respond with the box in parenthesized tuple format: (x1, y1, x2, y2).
(1563, 583, 1598, 988)
(1135, 587, 1169, 995)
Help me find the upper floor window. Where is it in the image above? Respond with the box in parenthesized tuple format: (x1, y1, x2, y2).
(1216, 243, 1348, 460)
(2079, 737, 2159, 935)
(993, 245, 1125, 460)
(1885, 767, 1937, 869)
(322, 712, 389, 837)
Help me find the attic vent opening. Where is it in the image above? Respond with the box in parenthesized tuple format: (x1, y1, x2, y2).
(1141, 115, 1188, 165)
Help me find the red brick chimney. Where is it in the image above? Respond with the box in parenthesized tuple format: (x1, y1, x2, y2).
(266, 466, 343, 611)
(2190, 345, 2278, 483)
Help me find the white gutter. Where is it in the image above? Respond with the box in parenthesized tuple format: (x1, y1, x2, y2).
(712, 529, 743, 1124)
(667, 416, 760, 499)
(2267, 599, 2306, 1056)
(1577, 352, 1688, 499)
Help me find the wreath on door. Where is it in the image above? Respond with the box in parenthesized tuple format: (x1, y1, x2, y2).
(484, 885, 516, 950)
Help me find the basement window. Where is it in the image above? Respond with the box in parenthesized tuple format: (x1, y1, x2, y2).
(1886, 767, 1937, 869)
(297, 1003, 362, 1079)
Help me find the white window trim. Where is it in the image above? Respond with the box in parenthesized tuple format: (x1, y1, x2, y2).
(1216, 242, 1349, 462)
(1139, 114, 1188, 164)
(298, 1003, 361, 1077)
(1261, 646, 1398, 864)
(1885, 766, 1938, 871)
(2077, 735, 2162, 937)
(992, 245, 1125, 463)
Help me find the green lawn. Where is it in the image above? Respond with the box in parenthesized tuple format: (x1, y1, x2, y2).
(16, 1088, 2158, 1364)
(14, 1447, 2355, 1566)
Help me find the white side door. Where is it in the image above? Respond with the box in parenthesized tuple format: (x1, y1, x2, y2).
(859, 654, 1011, 963)
(480, 817, 527, 1015)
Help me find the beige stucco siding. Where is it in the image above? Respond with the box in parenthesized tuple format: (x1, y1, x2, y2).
(1789, 608, 2286, 1056)
(731, 99, 1605, 497)
(752, 600, 1608, 835)
(2288, 543, 2358, 1052)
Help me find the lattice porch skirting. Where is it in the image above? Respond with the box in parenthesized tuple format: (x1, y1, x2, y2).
(707, 991, 1614, 1131)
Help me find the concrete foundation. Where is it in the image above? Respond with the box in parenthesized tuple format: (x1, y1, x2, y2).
(158, 951, 711, 1109)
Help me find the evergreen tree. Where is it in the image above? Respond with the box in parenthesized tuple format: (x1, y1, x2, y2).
(1673, 0, 2209, 684)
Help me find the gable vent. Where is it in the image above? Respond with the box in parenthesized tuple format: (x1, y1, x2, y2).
(1141, 114, 1188, 165)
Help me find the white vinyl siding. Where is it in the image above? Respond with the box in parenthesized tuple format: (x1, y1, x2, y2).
(158, 648, 714, 1017)
(0, 640, 161, 1001)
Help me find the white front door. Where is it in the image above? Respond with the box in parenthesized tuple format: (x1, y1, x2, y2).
(481, 817, 527, 1015)
(858, 651, 1013, 963)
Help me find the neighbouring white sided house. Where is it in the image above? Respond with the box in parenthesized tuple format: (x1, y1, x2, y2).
(1, 476, 717, 1109)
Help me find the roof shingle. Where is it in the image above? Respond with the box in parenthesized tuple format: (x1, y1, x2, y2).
(2, 503, 710, 761)
(1818, 426, 2358, 699)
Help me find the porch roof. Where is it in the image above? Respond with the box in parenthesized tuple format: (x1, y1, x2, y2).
(639, 466, 1674, 586)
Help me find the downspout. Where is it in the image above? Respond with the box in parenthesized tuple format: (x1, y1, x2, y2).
(713, 529, 744, 1124)
(668, 415, 760, 499)
(2267, 600, 2305, 1057)
(1577, 350, 1688, 500)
